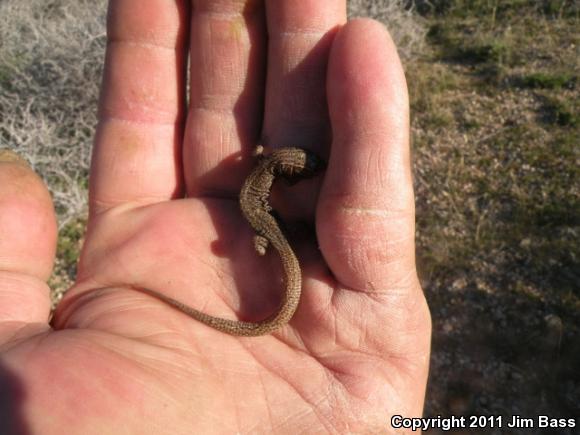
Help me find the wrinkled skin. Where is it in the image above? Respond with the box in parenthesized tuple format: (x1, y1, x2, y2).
(0, 1, 430, 434)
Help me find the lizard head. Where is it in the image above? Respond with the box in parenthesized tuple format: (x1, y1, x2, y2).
(275, 147, 326, 183)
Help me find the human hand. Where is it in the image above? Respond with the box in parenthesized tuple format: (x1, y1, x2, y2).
(0, 1, 430, 433)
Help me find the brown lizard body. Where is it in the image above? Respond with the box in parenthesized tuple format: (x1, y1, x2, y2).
(136, 146, 323, 336)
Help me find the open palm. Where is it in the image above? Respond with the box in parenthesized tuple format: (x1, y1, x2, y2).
(0, 1, 430, 433)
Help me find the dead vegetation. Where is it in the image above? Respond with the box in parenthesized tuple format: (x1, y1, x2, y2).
(0, 0, 106, 229)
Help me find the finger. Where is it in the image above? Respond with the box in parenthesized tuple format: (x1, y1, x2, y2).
(319, 19, 417, 292)
(91, 0, 189, 214)
(0, 151, 57, 328)
(184, 0, 267, 196)
(262, 0, 346, 152)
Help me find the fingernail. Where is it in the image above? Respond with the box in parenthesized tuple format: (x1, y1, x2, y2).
(0, 149, 30, 166)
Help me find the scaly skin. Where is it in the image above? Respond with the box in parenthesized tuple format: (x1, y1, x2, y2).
(134, 146, 323, 336)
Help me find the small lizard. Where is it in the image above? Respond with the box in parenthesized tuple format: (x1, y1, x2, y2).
(136, 146, 323, 336)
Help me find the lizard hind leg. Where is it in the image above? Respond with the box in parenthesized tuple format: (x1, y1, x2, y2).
(253, 234, 269, 256)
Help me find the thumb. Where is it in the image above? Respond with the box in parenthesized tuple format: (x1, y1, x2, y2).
(319, 19, 416, 293)
(0, 150, 57, 332)
(316, 21, 429, 418)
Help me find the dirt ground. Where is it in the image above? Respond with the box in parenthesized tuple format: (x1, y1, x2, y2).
(406, 2, 579, 432)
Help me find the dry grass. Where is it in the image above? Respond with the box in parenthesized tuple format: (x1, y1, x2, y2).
(0, 0, 107, 229)
(347, 0, 427, 61)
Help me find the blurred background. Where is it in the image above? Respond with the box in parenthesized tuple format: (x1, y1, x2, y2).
(0, 1, 578, 431)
